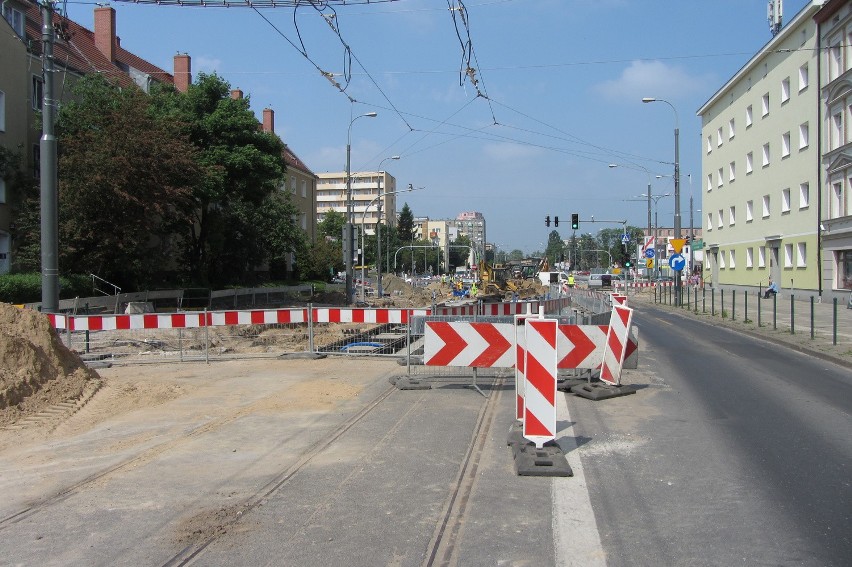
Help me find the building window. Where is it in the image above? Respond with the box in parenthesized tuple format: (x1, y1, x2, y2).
(782, 188, 791, 213)
(301, 180, 307, 198)
(797, 242, 806, 267)
(729, 161, 736, 182)
(717, 168, 723, 188)
(706, 173, 712, 192)
(839, 250, 852, 290)
(746, 247, 754, 268)
(831, 111, 843, 149)
(799, 63, 808, 91)
(761, 93, 769, 117)
(2, 4, 24, 37)
(799, 183, 809, 209)
(706, 136, 712, 154)
(784, 243, 793, 267)
(781, 132, 791, 158)
(759, 246, 766, 268)
(0, 178, 5, 204)
(301, 212, 307, 230)
(717, 127, 723, 147)
(831, 181, 844, 218)
(746, 152, 753, 174)
(799, 122, 809, 149)
(830, 41, 843, 80)
(762, 195, 770, 218)
(781, 77, 790, 104)
(762, 143, 770, 167)
(728, 118, 735, 140)
(717, 209, 724, 229)
(730, 250, 736, 269)
(746, 105, 753, 127)
(746, 200, 754, 222)
(32, 76, 44, 111)
(720, 252, 727, 269)
(729, 206, 736, 225)
(706, 212, 713, 231)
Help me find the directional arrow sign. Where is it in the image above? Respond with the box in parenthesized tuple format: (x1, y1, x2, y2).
(424, 321, 515, 367)
(669, 253, 686, 272)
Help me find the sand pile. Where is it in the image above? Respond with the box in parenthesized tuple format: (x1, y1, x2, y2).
(0, 303, 98, 426)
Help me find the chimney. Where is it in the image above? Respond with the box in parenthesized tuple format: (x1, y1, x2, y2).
(263, 108, 274, 133)
(94, 6, 116, 62)
(173, 54, 191, 93)
(230, 89, 243, 100)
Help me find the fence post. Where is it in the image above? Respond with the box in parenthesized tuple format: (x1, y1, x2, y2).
(406, 309, 412, 377)
(732, 290, 736, 321)
(810, 296, 814, 340)
(790, 294, 795, 335)
(204, 308, 210, 364)
(758, 291, 762, 327)
(744, 290, 748, 323)
(702, 287, 706, 313)
(711, 288, 715, 316)
(721, 289, 725, 318)
(833, 298, 838, 346)
(308, 303, 315, 353)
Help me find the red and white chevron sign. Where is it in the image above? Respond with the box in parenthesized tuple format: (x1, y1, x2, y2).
(524, 318, 558, 448)
(557, 325, 638, 370)
(424, 321, 515, 367)
(600, 304, 634, 386)
(611, 293, 627, 305)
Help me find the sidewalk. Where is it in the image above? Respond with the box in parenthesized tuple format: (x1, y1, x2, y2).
(627, 286, 852, 369)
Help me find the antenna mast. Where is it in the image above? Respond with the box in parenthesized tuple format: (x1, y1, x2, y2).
(768, 0, 783, 36)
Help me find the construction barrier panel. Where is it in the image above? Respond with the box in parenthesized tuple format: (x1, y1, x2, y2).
(600, 304, 634, 386)
(523, 319, 558, 448)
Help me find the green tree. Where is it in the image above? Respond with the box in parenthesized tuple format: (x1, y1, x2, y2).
(448, 234, 472, 270)
(150, 73, 295, 286)
(397, 203, 414, 243)
(319, 209, 346, 240)
(0, 147, 39, 273)
(545, 230, 565, 267)
(297, 237, 342, 281)
(48, 74, 199, 289)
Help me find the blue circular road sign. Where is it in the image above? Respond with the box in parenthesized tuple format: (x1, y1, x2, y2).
(669, 253, 686, 272)
(644, 248, 655, 259)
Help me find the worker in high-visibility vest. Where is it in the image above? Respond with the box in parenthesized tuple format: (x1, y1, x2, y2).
(470, 282, 478, 297)
(567, 274, 575, 288)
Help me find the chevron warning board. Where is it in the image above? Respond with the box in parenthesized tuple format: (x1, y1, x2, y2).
(424, 321, 515, 367)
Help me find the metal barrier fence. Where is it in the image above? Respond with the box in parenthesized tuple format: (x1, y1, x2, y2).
(44, 298, 590, 367)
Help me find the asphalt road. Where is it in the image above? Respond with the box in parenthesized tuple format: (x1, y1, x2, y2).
(567, 302, 852, 566)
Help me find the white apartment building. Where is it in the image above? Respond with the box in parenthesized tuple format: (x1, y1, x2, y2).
(316, 171, 398, 235)
(697, 1, 824, 296)
(816, 0, 852, 298)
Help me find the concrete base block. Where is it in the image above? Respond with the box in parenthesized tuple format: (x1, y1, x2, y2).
(570, 382, 637, 401)
(395, 377, 432, 390)
(512, 440, 573, 477)
(506, 421, 524, 447)
(557, 377, 589, 392)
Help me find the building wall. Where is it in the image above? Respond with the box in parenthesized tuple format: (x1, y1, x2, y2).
(699, 3, 822, 294)
(0, 10, 29, 273)
(819, 0, 852, 297)
(316, 171, 398, 234)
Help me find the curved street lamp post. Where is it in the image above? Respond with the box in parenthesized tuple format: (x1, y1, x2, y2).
(345, 111, 378, 304)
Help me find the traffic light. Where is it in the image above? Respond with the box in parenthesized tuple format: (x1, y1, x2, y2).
(554, 216, 559, 227)
(571, 213, 579, 230)
(545, 215, 550, 227)
(625, 259, 632, 268)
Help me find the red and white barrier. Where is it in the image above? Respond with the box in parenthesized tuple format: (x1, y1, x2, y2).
(523, 319, 558, 448)
(312, 308, 427, 324)
(600, 304, 634, 386)
(423, 321, 515, 367)
(557, 324, 638, 370)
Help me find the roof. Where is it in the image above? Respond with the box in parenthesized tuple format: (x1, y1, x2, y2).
(22, 0, 173, 90)
(283, 145, 315, 177)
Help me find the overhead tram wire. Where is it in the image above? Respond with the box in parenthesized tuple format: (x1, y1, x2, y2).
(446, 0, 497, 123)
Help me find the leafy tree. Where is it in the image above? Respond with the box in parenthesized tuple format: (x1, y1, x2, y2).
(397, 203, 414, 243)
(448, 234, 472, 270)
(319, 209, 346, 240)
(47, 74, 199, 289)
(150, 73, 294, 286)
(545, 230, 565, 267)
(1, 147, 40, 273)
(508, 249, 524, 262)
(297, 237, 342, 281)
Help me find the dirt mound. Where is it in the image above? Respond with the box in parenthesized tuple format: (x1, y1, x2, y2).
(0, 303, 98, 426)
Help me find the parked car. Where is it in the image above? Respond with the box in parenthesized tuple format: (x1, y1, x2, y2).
(588, 274, 613, 288)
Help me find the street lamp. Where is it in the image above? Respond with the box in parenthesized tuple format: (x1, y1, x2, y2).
(642, 97, 681, 303)
(375, 155, 400, 299)
(361, 182, 419, 302)
(345, 111, 378, 304)
(609, 163, 653, 281)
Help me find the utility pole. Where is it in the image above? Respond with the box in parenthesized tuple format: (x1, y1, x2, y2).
(40, 1, 59, 312)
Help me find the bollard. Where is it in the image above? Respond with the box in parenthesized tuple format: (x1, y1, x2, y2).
(744, 290, 748, 323)
(810, 297, 814, 340)
(790, 295, 795, 335)
(757, 290, 762, 327)
(772, 294, 777, 330)
(308, 304, 315, 353)
(711, 288, 716, 316)
(732, 290, 736, 321)
(204, 309, 210, 364)
(702, 287, 706, 313)
(721, 289, 725, 318)
(833, 298, 838, 345)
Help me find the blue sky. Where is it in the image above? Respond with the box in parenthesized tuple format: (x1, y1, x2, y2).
(64, 0, 812, 254)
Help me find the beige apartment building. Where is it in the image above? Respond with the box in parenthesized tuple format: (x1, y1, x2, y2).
(816, 0, 852, 298)
(316, 171, 399, 235)
(698, 1, 824, 297)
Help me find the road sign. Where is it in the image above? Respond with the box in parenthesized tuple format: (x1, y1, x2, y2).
(424, 321, 514, 367)
(669, 253, 686, 272)
(669, 238, 687, 254)
(646, 258, 654, 269)
(641, 236, 654, 253)
(644, 248, 655, 258)
(621, 233, 630, 245)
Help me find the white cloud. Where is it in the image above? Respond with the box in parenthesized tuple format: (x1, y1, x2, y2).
(593, 60, 714, 103)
